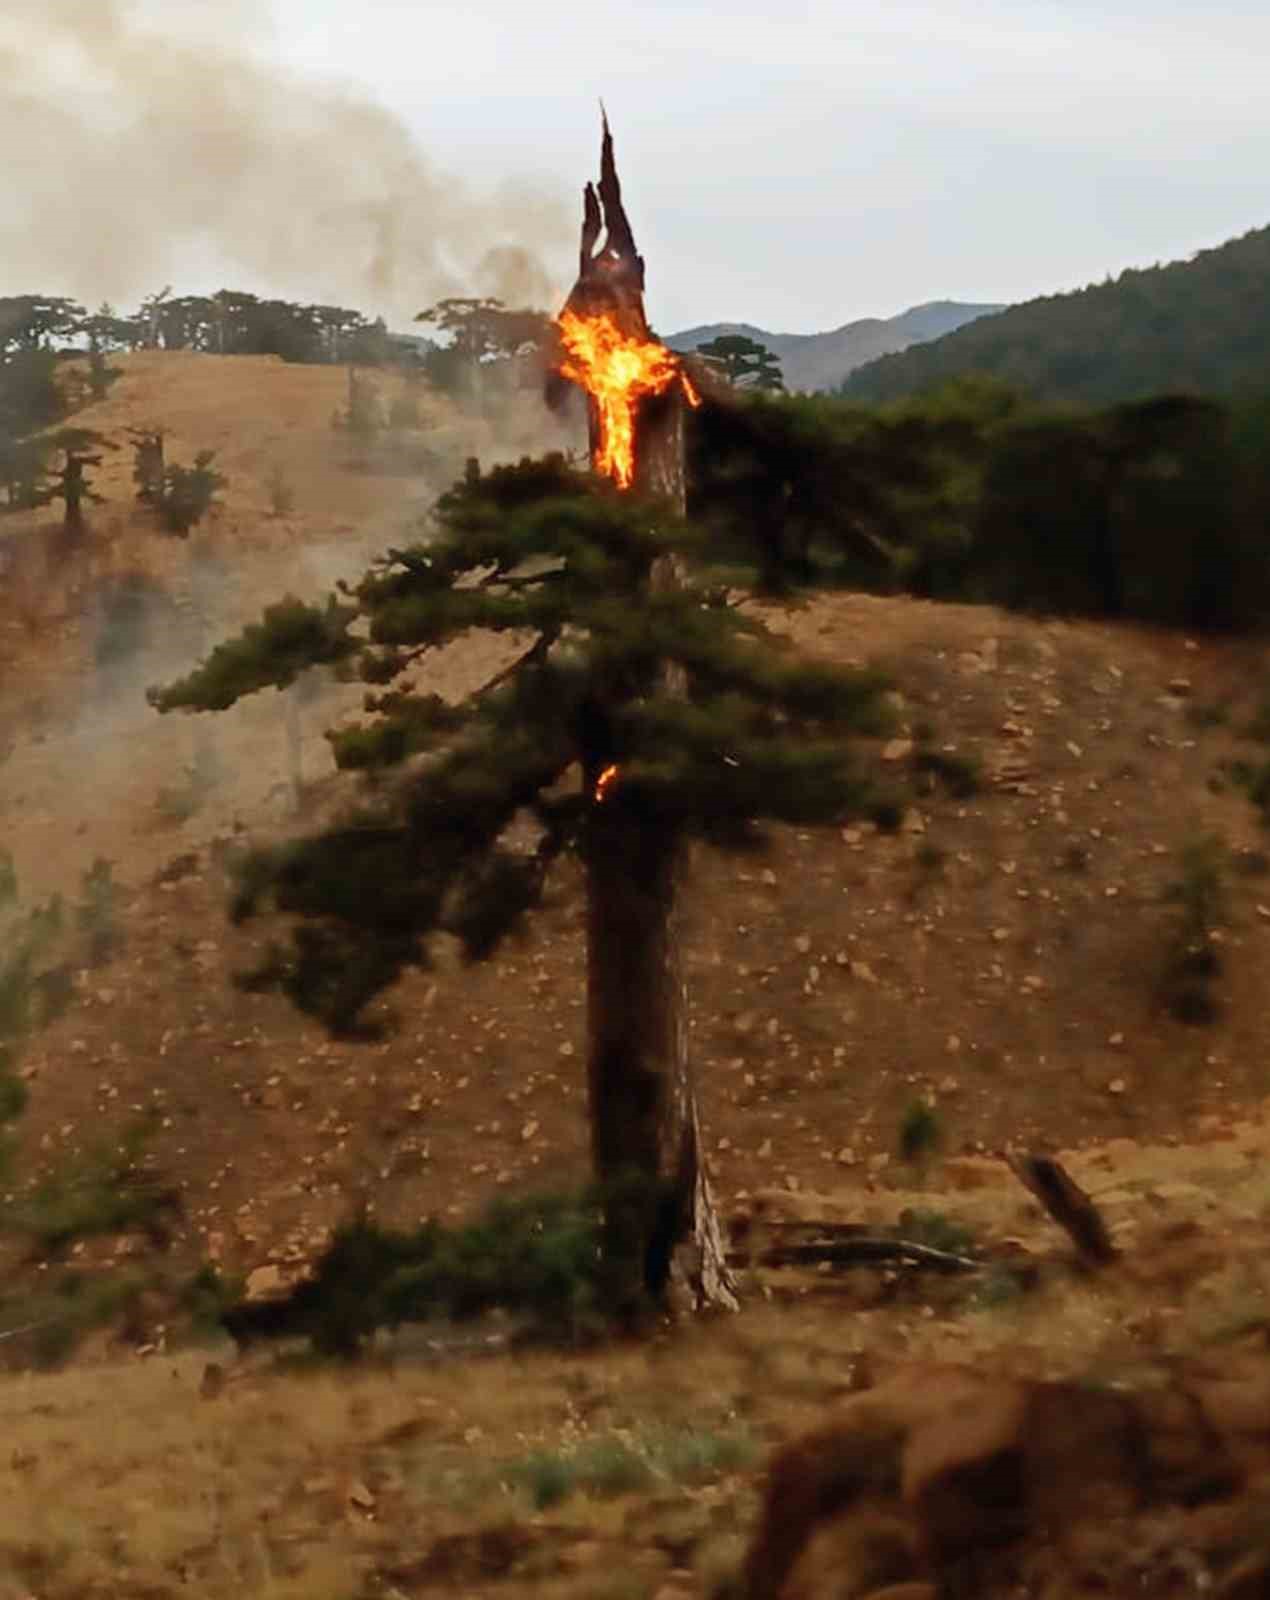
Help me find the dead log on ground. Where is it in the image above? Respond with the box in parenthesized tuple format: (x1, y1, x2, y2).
(1006, 1151, 1117, 1266)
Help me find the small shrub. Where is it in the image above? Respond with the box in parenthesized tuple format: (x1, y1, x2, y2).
(500, 1426, 751, 1513)
(0, 1268, 146, 1371)
(504, 1449, 575, 1510)
(1244, 690, 1270, 744)
(649, 1425, 757, 1483)
(867, 794, 905, 833)
(3, 1117, 178, 1257)
(1161, 833, 1228, 1024)
(914, 839, 947, 874)
(0, 848, 16, 908)
(221, 1187, 626, 1356)
(1226, 756, 1270, 821)
(266, 463, 295, 518)
(972, 1263, 1030, 1310)
(897, 1207, 974, 1257)
(1186, 698, 1231, 731)
(576, 1437, 657, 1498)
(913, 745, 980, 797)
(129, 428, 165, 505)
(177, 1262, 246, 1338)
(898, 1099, 943, 1165)
(160, 451, 224, 536)
(76, 858, 120, 967)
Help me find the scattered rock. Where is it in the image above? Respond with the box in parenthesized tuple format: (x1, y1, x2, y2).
(345, 1479, 375, 1512)
(244, 1265, 285, 1301)
(739, 1362, 1269, 1600)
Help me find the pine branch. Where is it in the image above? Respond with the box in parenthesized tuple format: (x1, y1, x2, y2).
(149, 596, 356, 712)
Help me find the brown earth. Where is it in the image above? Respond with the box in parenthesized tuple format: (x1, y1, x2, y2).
(2, 351, 1269, 1598)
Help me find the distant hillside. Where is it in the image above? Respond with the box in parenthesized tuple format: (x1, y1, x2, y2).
(666, 300, 1003, 393)
(841, 224, 1270, 408)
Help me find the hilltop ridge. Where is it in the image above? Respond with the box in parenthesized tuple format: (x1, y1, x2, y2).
(667, 299, 1003, 391)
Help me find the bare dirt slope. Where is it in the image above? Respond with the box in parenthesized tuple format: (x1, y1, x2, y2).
(2, 350, 1270, 1281)
(3, 349, 1270, 1598)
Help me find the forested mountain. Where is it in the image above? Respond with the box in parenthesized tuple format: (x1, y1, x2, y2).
(841, 224, 1270, 408)
(667, 300, 1002, 393)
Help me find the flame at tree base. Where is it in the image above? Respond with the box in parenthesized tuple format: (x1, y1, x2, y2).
(557, 309, 700, 490)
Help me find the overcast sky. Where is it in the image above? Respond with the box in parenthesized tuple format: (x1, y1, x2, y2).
(8, 1, 1270, 335)
(264, 0, 1270, 333)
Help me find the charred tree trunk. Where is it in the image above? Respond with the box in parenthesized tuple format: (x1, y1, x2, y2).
(570, 118, 737, 1313)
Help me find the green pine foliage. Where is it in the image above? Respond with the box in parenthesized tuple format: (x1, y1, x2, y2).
(689, 388, 985, 596)
(159, 449, 225, 535)
(149, 595, 357, 711)
(221, 1189, 618, 1355)
(692, 382, 1270, 631)
(154, 454, 893, 1032)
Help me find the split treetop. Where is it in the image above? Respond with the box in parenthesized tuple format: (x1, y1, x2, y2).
(552, 112, 698, 491)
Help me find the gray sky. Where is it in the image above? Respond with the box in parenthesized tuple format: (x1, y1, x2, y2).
(267, 0, 1270, 332)
(6, 1, 1270, 335)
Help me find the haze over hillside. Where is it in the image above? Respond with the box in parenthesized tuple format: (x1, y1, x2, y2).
(842, 222, 1270, 408)
(667, 300, 1004, 393)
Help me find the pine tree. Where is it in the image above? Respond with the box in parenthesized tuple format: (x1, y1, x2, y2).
(696, 334, 785, 392)
(150, 454, 893, 1316)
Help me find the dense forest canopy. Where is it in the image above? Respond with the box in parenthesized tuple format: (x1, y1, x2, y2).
(841, 223, 1270, 409)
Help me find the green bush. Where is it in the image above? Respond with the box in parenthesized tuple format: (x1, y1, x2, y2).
(76, 858, 120, 967)
(898, 1100, 943, 1164)
(897, 1207, 974, 1257)
(913, 745, 980, 797)
(1161, 833, 1228, 1024)
(2, 1117, 178, 1257)
(499, 1425, 755, 1511)
(0, 1268, 147, 1371)
(222, 1188, 624, 1356)
(160, 450, 224, 536)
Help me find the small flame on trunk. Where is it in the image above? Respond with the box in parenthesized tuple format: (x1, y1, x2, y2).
(593, 762, 620, 803)
(557, 309, 700, 489)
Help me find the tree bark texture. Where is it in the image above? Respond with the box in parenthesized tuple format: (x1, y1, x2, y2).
(571, 117, 736, 1312)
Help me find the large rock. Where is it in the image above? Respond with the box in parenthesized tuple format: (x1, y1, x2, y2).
(739, 1359, 1269, 1599)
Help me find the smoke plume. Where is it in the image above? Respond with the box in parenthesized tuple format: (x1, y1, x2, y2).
(0, 0, 571, 321)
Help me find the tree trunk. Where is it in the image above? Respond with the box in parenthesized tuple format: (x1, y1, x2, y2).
(562, 116, 736, 1313)
(584, 378, 735, 1311)
(285, 680, 303, 812)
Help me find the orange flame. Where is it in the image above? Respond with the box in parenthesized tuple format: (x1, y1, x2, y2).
(593, 762, 620, 803)
(557, 310, 701, 489)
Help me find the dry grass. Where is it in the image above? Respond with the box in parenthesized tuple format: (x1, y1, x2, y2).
(2, 1152, 1268, 1600)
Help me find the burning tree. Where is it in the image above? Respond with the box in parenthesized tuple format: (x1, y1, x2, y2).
(151, 120, 891, 1321)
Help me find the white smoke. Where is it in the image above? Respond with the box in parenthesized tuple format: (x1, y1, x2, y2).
(0, 0, 573, 321)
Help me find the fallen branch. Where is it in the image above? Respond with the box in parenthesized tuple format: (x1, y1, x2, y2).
(0, 1321, 46, 1343)
(1006, 1151, 1117, 1266)
(729, 1235, 977, 1274)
